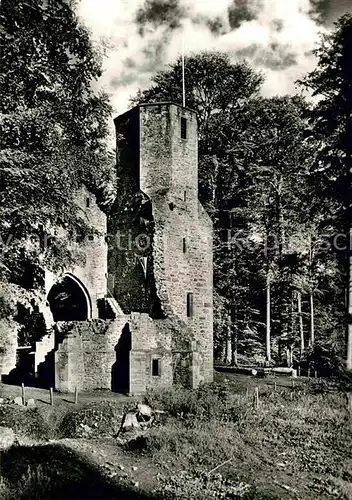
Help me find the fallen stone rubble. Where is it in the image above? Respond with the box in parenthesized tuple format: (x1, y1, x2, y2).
(116, 402, 166, 437)
(0, 396, 36, 407)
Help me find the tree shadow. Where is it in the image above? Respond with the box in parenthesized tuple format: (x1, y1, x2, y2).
(1, 443, 158, 500)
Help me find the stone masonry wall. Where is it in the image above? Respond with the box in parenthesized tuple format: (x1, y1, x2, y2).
(54, 317, 127, 392)
(139, 104, 213, 383)
(129, 313, 173, 392)
(111, 103, 213, 385)
(34, 330, 55, 374)
(53, 313, 178, 394)
(45, 186, 107, 320)
(52, 102, 212, 394)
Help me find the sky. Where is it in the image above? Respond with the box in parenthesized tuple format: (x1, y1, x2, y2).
(76, 0, 352, 116)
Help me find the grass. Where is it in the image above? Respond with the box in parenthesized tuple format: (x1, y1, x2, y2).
(0, 373, 351, 499)
(141, 378, 352, 499)
(0, 398, 129, 441)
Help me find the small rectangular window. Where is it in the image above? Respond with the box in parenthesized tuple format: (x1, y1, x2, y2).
(76, 232, 85, 243)
(183, 237, 187, 253)
(181, 117, 187, 139)
(152, 358, 161, 377)
(86, 197, 90, 208)
(187, 292, 194, 318)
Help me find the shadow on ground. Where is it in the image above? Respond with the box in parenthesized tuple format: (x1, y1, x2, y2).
(1, 443, 157, 500)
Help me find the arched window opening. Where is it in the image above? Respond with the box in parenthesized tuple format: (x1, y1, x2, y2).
(47, 275, 91, 322)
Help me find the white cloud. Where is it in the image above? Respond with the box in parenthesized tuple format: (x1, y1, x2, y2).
(76, 0, 328, 116)
(185, 0, 232, 17)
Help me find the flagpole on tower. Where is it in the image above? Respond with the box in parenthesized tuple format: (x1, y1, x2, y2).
(182, 30, 186, 108)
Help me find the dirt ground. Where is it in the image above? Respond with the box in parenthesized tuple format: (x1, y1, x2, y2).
(0, 369, 307, 404)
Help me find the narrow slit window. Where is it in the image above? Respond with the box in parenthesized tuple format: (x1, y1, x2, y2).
(39, 225, 45, 251)
(183, 237, 187, 253)
(152, 358, 161, 377)
(181, 117, 187, 139)
(187, 292, 194, 318)
(184, 190, 187, 202)
(86, 197, 90, 208)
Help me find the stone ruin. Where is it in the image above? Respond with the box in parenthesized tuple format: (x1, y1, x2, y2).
(0, 103, 213, 395)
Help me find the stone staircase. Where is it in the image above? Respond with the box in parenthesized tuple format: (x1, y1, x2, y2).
(105, 296, 124, 317)
(98, 294, 125, 320)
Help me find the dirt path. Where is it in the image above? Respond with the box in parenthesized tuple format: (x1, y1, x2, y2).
(0, 382, 134, 407)
(0, 370, 306, 407)
(57, 437, 162, 493)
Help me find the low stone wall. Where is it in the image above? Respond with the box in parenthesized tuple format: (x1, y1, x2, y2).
(54, 317, 127, 392)
(53, 313, 200, 394)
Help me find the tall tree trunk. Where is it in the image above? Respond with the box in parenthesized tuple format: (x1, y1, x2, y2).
(309, 292, 315, 346)
(220, 338, 227, 363)
(277, 175, 285, 257)
(290, 290, 294, 340)
(231, 300, 238, 365)
(231, 331, 238, 366)
(211, 155, 219, 207)
(297, 291, 304, 357)
(225, 323, 232, 364)
(286, 345, 293, 368)
(308, 233, 315, 347)
(266, 273, 271, 362)
(347, 254, 352, 370)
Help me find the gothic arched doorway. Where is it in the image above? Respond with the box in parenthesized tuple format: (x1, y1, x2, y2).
(47, 274, 91, 322)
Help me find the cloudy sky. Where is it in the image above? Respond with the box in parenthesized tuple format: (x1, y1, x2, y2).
(76, 0, 352, 116)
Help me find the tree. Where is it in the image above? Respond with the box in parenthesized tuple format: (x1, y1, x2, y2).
(221, 95, 315, 363)
(300, 14, 352, 370)
(0, 0, 113, 291)
(132, 51, 262, 134)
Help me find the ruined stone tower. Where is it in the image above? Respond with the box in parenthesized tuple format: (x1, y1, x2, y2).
(110, 102, 213, 388)
(0, 102, 213, 395)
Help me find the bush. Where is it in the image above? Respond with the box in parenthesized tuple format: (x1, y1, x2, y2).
(0, 406, 52, 440)
(58, 401, 123, 438)
(301, 342, 345, 377)
(146, 382, 248, 422)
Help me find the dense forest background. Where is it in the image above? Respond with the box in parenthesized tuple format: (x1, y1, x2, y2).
(132, 15, 352, 375)
(1, 0, 352, 376)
